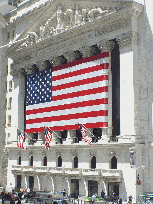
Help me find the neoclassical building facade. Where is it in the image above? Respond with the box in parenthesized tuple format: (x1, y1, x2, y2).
(1, 0, 153, 203)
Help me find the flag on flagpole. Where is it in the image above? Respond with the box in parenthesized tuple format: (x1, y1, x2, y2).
(44, 127, 52, 151)
(17, 129, 27, 150)
(78, 123, 92, 146)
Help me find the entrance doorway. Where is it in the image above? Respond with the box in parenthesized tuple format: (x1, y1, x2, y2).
(108, 182, 119, 197)
(88, 180, 98, 197)
(17, 175, 22, 189)
(71, 179, 79, 198)
(29, 176, 34, 192)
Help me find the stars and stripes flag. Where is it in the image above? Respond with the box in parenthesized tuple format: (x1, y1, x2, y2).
(78, 123, 92, 145)
(17, 129, 27, 150)
(25, 52, 109, 133)
(44, 127, 52, 151)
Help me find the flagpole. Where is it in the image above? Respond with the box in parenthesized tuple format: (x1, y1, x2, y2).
(45, 126, 61, 139)
(81, 124, 95, 138)
(16, 126, 33, 140)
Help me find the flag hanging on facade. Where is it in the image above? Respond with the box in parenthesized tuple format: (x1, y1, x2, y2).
(78, 123, 92, 146)
(44, 127, 52, 151)
(17, 129, 27, 150)
(26, 52, 109, 133)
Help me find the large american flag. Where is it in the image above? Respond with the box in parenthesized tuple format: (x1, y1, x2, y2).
(25, 52, 109, 133)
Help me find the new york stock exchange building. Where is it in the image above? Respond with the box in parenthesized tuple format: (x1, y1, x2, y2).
(2, 0, 153, 203)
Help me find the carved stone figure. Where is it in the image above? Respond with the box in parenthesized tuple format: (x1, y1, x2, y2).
(57, 5, 64, 29)
(75, 6, 82, 24)
(64, 9, 74, 27)
(82, 7, 90, 23)
(88, 7, 108, 21)
(27, 32, 38, 44)
(39, 24, 45, 39)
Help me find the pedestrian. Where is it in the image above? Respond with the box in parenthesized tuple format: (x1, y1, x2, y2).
(129, 195, 132, 204)
(17, 199, 21, 204)
(63, 189, 66, 197)
(92, 193, 96, 204)
(101, 190, 105, 199)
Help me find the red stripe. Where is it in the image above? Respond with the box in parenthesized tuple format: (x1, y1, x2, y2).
(53, 63, 109, 81)
(53, 86, 108, 101)
(26, 98, 108, 115)
(26, 110, 108, 124)
(25, 122, 108, 133)
(53, 75, 108, 91)
(52, 52, 109, 72)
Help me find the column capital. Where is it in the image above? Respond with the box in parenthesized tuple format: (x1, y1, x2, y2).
(36, 60, 48, 71)
(79, 45, 99, 58)
(50, 56, 66, 67)
(97, 40, 114, 53)
(64, 51, 80, 63)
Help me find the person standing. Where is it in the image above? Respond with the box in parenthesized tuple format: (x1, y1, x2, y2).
(101, 190, 105, 199)
(129, 195, 132, 204)
(92, 193, 96, 204)
(63, 189, 66, 197)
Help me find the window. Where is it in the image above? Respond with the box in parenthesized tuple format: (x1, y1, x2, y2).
(58, 156, 62, 167)
(91, 156, 96, 169)
(9, 80, 12, 91)
(60, 130, 67, 144)
(93, 128, 102, 142)
(43, 156, 47, 166)
(30, 156, 33, 166)
(18, 156, 21, 165)
(74, 156, 78, 168)
(7, 115, 11, 127)
(111, 156, 117, 169)
(75, 129, 82, 143)
(8, 97, 12, 110)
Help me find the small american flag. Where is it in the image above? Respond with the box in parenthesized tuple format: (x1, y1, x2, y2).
(78, 123, 92, 146)
(17, 129, 27, 150)
(44, 127, 52, 151)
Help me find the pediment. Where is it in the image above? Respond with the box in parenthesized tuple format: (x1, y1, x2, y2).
(6, 0, 134, 55)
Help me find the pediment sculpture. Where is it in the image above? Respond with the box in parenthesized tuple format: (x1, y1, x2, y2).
(21, 5, 112, 47)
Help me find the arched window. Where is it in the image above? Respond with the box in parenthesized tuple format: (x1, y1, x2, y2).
(111, 156, 117, 169)
(18, 156, 21, 165)
(91, 156, 96, 169)
(30, 156, 33, 166)
(44, 156, 47, 166)
(58, 156, 62, 167)
(74, 156, 78, 168)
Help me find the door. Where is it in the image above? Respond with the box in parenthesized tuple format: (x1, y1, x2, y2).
(29, 176, 34, 192)
(88, 180, 98, 197)
(71, 179, 79, 198)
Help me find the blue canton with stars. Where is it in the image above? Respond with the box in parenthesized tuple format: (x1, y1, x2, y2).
(26, 69, 52, 106)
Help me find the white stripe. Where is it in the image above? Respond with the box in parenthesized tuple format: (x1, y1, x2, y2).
(26, 92, 108, 111)
(26, 104, 108, 120)
(53, 69, 108, 86)
(53, 58, 109, 77)
(26, 116, 108, 129)
(53, 80, 108, 96)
